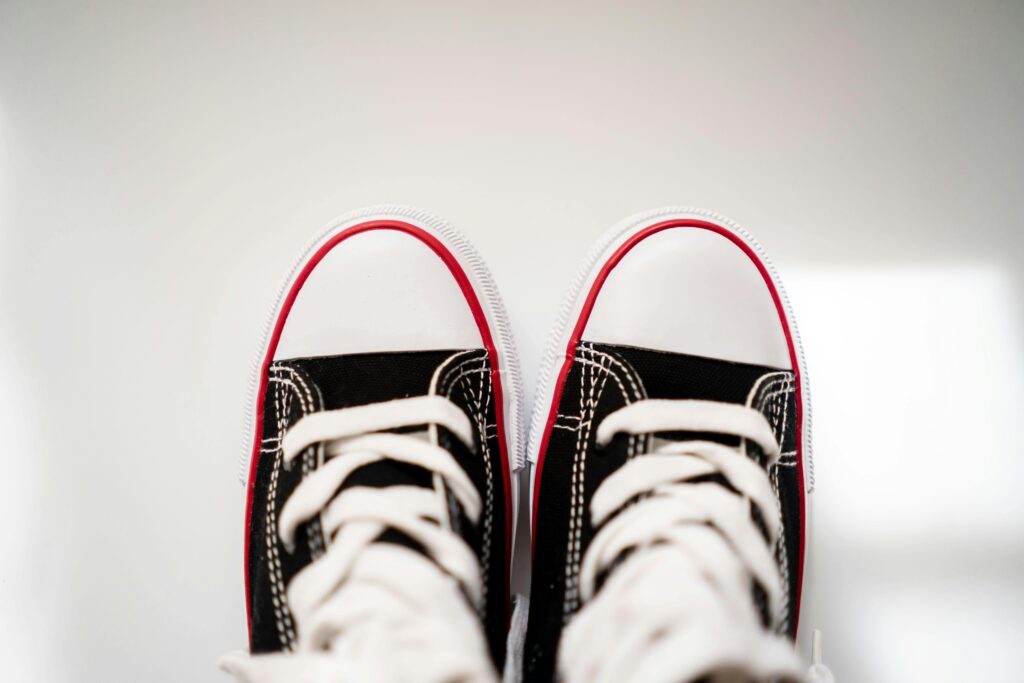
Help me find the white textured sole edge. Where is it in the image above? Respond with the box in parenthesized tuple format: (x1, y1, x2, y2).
(527, 206, 814, 499)
(238, 205, 526, 489)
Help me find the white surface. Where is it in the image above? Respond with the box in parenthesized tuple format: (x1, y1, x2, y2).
(1, 2, 1023, 682)
(792, 265, 1024, 681)
(274, 227, 482, 359)
(583, 222, 792, 368)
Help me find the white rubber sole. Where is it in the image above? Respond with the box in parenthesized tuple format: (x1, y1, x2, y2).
(527, 206, 815, 499)
(238, 205, 526, 492)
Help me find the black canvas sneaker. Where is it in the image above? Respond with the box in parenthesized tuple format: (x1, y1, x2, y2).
(516, 209, 820, 683)
(220, 207, 523, 683)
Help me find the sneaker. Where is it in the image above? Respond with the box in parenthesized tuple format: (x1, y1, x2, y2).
(519, 209, 813, 682)
(220, 207, 523, 683)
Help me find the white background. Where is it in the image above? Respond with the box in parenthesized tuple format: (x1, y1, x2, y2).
(2, 1, 1023, 681)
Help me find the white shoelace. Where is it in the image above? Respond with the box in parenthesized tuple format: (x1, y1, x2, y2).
(558, 399, 825, 683)
(220, 396, 498, 683)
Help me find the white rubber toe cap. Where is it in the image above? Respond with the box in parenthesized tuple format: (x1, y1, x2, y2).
(583, 226, 792, 369)
(273, 227, 482, 360)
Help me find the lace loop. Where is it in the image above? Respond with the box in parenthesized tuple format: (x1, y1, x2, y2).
(279, 431, 482, 547)
(281, 396, 476, 463)
(594, 399, 782, 463)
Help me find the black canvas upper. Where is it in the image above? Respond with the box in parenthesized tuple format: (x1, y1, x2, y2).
(247, 348, 509, 669)
(524, 341, 803, 683)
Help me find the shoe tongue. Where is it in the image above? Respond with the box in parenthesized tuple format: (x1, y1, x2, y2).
(582, 344, 792, 617)
(596, 347, 788, 509)
(267, 349, 485, 554)
(332, 427, 477, 551)
(562, 343, 793, 533)
(338, 429, 435, 490)
(592, 345, 788, 467)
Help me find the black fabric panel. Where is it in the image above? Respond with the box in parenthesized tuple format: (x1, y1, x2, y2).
(523, 341, 802, 683)
(247, 348, 509, 670)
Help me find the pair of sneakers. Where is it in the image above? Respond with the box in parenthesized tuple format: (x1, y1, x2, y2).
(220, 206, 831, 683)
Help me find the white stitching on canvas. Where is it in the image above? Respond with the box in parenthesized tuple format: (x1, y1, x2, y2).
(742, 374, 793, 459)
(434, 352, 497, 608)
(438, 352, 488, 396)
(272, 366, 327, 558)
(765, 379, 794, 633)
(431, 351, 486, 522)
(265, 371, 299, 649)
(475, 359, 495, 599)
(572, 352, 613, 605)
(579, 345, 645, 401)
(263, 363, 328, 649)
(581, 343, 649, 461)
(562, 344, 648, 616)
(746, 370, 796, 633)
(449, 361, 495, 600)
(582, 343, 644, 399)
(573, 358, 634, 405)
(563, 349, 596, 615)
